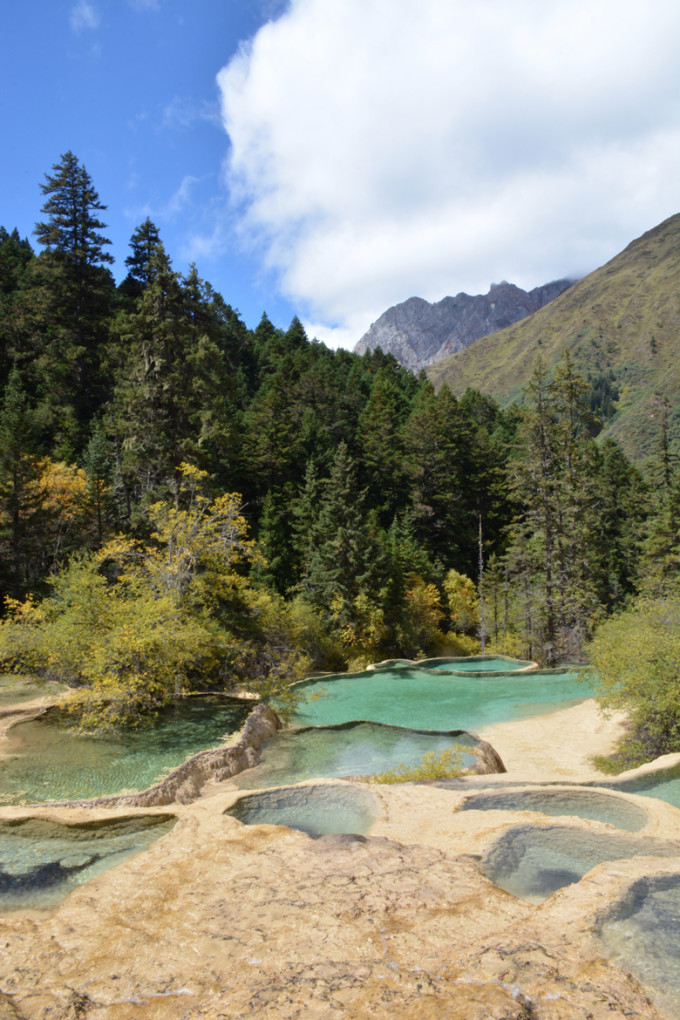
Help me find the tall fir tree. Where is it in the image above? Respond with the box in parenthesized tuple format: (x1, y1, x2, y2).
(28, 152, 115, 453)
(0, 368, 47, 597)
(119, 218, 163, 300)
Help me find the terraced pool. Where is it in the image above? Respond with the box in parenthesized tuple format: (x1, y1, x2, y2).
(0, 696, 251, 805)
(291, 666, 588, 730)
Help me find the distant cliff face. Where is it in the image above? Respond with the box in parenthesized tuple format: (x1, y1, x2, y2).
(354, 279, 573, 371)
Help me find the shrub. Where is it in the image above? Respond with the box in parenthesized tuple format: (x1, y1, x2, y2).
(369, 746, 465, 784)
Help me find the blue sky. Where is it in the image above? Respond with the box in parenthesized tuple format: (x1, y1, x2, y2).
(2, 1, 680, 349)
(0, 0, 297, 332)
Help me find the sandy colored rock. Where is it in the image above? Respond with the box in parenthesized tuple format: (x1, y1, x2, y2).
(476, 698, 628, 782)
(0, 697, 677, 1019)
(0, 798, 668, 1020)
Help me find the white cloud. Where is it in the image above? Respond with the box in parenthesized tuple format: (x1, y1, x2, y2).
(124, 173, 214, 230)
(70, 0, 100, 32)
(162, 97, 222, 131)
(216, 0, 680, 348)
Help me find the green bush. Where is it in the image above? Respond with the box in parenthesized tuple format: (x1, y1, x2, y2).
(369, 746, 465, 784)
(586, 589, 680, 768)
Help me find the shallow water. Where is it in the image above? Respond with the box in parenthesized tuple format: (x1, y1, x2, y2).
(480, 824, 680, 903)
(291, 668, 588, 731)
(423, 658, 532, 672)
(0, 813, 176, 911)
(0, 676, 64, 706)
(226, 783, 381, 837)
(234, 721, 478, 789)
(600, 874, 680, 1019)
(0, 696, 251, 805)
(604, 762, 680, 811)
(460, 787, 649, 832)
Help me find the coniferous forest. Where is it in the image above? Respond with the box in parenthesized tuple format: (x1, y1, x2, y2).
(0, 152, 678, 763)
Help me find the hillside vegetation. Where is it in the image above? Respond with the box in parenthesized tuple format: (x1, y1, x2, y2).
(428, 213, 680, 463)
(3, 154, 680, 761)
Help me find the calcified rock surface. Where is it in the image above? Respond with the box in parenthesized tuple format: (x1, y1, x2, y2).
(0, 699, 677, 1019)
(65, 702, 282, 809)
(354, 279, 573, 371)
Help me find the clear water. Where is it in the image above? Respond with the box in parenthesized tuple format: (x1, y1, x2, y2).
(480, 824, 680, 903)
(600, 874, 680, 1019)
(0, 813, 176, 911)
(226, 783, 381, 837)
(0, 696, 252, 805)
(234, 721, 478, 789)
(0, 676, 64, 706)
(603, 762, 680, 811)
(291, 668, 588, 731)
(422, 658, 533, 672)
(459, 788, 649, 832)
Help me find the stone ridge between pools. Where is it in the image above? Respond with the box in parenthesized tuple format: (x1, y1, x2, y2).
(50, 702, 282, 810)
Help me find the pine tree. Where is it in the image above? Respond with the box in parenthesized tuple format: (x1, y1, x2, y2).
(402, 384, 477, 572)
(111, 247, 239, 507)
(34, 151, 114, 272)
(0, 228, 35, 385)
(119, 218, 163, 299)
(356, 370, 410, 521)
(82, 420, 113, 546)
(29, 153, 115, 452)
(0, 369, 47, 597)
(0, 227, 34, 297)
(302, 443, 385, 625)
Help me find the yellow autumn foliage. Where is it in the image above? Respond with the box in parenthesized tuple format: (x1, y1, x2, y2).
(0, 464, 315, 729)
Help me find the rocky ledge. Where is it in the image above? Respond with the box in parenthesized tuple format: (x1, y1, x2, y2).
(0, 699, 677, 1019)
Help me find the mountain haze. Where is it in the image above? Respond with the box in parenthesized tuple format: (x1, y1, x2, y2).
(427, 213, 680, 463)
(354, 279, 574, 371)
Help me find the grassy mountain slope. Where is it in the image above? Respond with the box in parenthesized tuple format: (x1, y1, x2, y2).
(427, 213, 680, 462)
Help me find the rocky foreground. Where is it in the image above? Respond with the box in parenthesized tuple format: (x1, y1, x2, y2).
(0, 700, 677, 1019)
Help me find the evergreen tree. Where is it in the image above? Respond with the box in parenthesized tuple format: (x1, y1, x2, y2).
(402, 384, 477, 573)
(119, 218, 163, 299)
(301, 443, 385, 625)
(28, 152, 115, 452)
(34, 151, 114, 271)
(111, 247, 239, 508)
(356, 370, 410, 521)
(82, 420, 114, 546)
(0, 228, 35, 385)
(0, 369, 47, 597)
(0, 227, 34, 297)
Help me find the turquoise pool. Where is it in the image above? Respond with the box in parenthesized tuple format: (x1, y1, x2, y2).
(234, 721, 478, 789)
(0, 814, 176, 911)
(602, 762, 680, 811)
(0, 696, 251, 805)
(226, 783, 381, 837)
(459, 787, 649, 832)
(600, 874, 680, 1019)
(420, 657, 533, 672)
(480, 824, 680, 903)
(291, 667, 588, 731)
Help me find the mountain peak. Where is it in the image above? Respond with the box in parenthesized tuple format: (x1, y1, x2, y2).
(354, 279, 573, 371)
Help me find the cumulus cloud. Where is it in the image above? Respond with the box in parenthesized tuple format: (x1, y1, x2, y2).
(217, 0, 680, 348)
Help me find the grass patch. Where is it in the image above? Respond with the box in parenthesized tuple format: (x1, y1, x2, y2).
(369, 746, 465, 784)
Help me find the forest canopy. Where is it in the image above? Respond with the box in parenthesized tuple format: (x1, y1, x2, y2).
(0, 152, 678, 754)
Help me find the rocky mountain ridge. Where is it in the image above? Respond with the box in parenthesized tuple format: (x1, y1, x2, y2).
(354, 278, 574, 370)
(427, 212, 680, 463)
